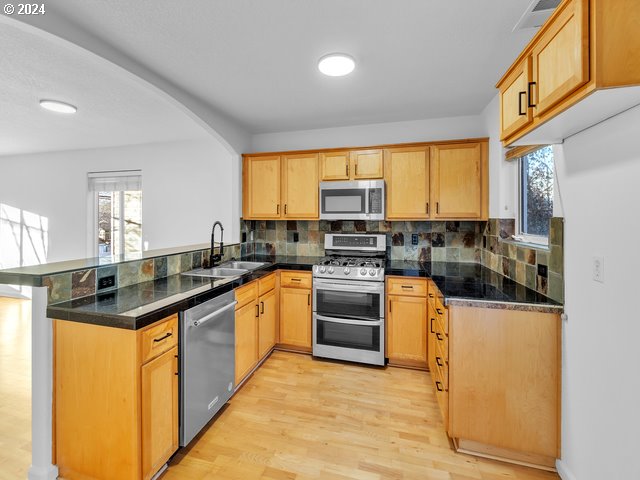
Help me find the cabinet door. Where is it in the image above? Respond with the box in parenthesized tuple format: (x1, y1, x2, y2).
(351, 149, 384, 179)
(279, 287, 312, 349)
(427, 304, 437, 374)
(141, 346, 178, 480)
(387, 295, 428, 368)
(235, 300, 259, 385)
(243, 156, 281, 219)
(258, 288, 277, 359)
(431, 143, 483, 219)
(384, 146, 430, 219)
(320, 151, 350, 181)
(499, 56, 533, 140)
(532, 0, 589, 116)
(282, 153, 319, 219)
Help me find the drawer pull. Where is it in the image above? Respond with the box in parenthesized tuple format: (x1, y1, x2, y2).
(291, 278, 302, 282)
(428, 293, 434, 298)
(436, 357, 444, 367)
(436, 332, 444, 341)
(430, 318, 435, 334)
(401, 285, 413, 290)
(153, 332, 172, 343)
(436, 308, 443, 315)
(436, 381, 443, 392)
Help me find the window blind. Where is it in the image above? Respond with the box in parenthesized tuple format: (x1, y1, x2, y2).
(88, 170, 142, 192)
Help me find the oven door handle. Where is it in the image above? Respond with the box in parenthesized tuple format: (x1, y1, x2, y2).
(314, 282, 384, 294)
(315, 314, 383, 327)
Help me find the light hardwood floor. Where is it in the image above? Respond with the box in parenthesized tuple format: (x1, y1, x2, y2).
(164, 351, 560, 480)
(0, 297, 31, 480)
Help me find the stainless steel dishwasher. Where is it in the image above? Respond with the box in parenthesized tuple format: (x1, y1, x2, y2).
(180, 290, 236, 447)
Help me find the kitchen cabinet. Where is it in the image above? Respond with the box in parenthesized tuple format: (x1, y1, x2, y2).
(497, 0, 640, 146)
(430, 142, 487, 219)
(448, 306, 560, 470)
(319, 149, 383, 181)
(384, 146, 430, 219)
(243, 155, 281, 219)
(282, 153, 319, 218)
(54, 314, 179, 480)
(234, 273, 278, 386)
(279, 271, 312, 351)
(385, 276, 428, 369)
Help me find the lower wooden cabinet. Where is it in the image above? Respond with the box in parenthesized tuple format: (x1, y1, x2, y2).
(386, 276, 428, 369)
(279, 271, 312, 351)
(258, 287, 277, 358)
(54, 314, 179, 480)
(141, 346, 179, 480)
(234, 299, 259, 385)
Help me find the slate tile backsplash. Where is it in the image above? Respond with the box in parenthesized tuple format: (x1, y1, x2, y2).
(241, 219, 484, 262)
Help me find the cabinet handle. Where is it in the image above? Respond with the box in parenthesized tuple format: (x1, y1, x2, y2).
(436, 357, 444, 367)
(428, 293, 434, 298)
(518, 91, 526, 116)
(277, 204, 280, 215)
(255, 304, 259, 317)
(354, 161, 358, 176)
(153, 332, 172, 343)
(436, 381, 443, 392)
(174, 372, 179, 376)
(308, 293, 311, 305)
(436, 332, 443, 341)
(285, 204, 288, 215)
(430, 318, 435, 334)
(389, 300, 392, 313)
(260, 301, 264, 314)
(527, 81, 537, 107)
(346, 162, 349, 177)
(436, 202, 440, 215)
(426, 202, 429, 214)
(436, 308, 443, 315)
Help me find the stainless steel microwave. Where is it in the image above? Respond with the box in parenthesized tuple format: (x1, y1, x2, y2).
(319, 180, 385, 220)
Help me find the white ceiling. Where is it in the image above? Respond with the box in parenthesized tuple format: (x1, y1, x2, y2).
(1, 1, 538, 155)
(0, 21, 208, 157)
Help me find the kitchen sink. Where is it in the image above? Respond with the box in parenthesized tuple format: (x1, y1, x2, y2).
(181, 267, 248, 278)
(219, 261, 268, 271)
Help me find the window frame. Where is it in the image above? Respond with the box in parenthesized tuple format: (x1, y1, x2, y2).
(515, 146, 553, 247)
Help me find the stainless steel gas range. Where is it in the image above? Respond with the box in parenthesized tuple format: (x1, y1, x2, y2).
(312, 233, 386, 366)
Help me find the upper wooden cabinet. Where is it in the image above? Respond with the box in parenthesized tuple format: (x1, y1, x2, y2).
(243, 154, 318, 219)
(384, 146, 430, 219)
(319, 149, 383, 181)
(497, 0, 640, 146)
(431, 143, 487, 219)
(243, 155, 281, 219)
(282, 153, 319, 219)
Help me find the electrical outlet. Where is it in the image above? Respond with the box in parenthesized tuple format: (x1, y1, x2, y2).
(97, 275, 116, 290)
(593, 256, 604, 283)
(411, 234, 418, 246)
(537, 263, 548, 278)
(293, 232, 299, 242)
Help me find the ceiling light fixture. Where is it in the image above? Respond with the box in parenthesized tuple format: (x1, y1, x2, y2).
(39, 99, 77, 114)
(318, 53, 355, 77)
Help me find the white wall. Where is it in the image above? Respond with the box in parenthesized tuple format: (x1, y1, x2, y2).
(250, 114, 486, 152)
(554, 104, 640, 480)
(0, 138, 237, 265)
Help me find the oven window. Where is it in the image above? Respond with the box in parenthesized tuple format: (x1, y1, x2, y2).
(316, 289, 380, 320)
(321, 188, 365, 214)
(317, 319, 380, 352)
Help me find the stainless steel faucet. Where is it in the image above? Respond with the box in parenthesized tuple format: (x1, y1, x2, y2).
(209, 221, 224, 267)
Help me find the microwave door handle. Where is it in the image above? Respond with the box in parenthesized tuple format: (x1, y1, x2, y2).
(364, 188, 370, 215)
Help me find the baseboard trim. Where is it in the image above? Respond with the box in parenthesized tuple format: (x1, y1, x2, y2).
(556, 460, 577, 480)
(28, 464, 58, 480)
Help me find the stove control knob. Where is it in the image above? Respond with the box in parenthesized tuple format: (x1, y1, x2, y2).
(344, 267, 351, 275)
(320, 266, 326, 274)
(360, 268, 367, 276)
(328, 267, 334, 274)
(369, 269, 376, 276)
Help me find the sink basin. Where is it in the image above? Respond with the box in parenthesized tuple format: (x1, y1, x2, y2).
(219, 261, 268, 271)
(182, 267, 248, 278)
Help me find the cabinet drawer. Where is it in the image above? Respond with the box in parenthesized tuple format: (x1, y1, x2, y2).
(258, 272, 276, 296)
(235, 281, 258, 309)
(434, 323, 448, 362)
(434, 297, 449, 335)
(387, 276, 427, 297)
(280, 271, 312, 289)
(140, 315, 178, 364)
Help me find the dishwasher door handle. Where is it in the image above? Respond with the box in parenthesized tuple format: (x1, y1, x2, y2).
(192, 301, 238, 327)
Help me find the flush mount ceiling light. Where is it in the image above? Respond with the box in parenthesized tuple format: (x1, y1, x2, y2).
(39, 99, 77, 114)
(318, 53, 355, 77)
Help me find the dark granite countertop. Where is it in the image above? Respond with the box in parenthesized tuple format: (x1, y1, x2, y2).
(47, 255, 561, 330)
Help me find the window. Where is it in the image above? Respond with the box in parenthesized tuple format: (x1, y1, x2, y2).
(517, 146, 554, 244)
(88, 171, 142, 258)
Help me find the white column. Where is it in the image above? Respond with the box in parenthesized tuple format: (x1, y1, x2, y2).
(28, 287, 58, 480)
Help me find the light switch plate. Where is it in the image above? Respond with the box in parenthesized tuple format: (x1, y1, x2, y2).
(593, 256, 604, 283)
